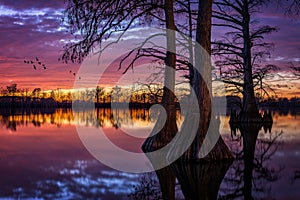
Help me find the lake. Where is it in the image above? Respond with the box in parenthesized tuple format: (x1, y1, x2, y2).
(0, 108, 299, 199)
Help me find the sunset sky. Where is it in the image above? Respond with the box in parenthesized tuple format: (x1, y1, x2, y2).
(0, 0, 299, 98)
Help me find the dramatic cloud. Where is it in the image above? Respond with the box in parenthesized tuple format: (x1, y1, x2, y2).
(0, 1, 299, 97)
(0, 1, 76, 90)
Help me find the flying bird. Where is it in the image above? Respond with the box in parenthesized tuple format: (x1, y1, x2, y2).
(24, 57, 47, 71)
(69, 70, 80, 79)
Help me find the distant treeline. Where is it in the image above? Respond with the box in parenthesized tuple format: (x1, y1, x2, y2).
(1, 95, 299, 114)
(260, 97, 300, 108)
(0, 96, 64, 109)
(259, 97, 300, 115)
(0, 96, 162, 109)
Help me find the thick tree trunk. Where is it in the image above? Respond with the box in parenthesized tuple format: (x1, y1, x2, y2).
(240, 0, 261, 122)
(142, 0, 177, 151)
(142, 1, 177, 198)
(181, 0, 233, 161)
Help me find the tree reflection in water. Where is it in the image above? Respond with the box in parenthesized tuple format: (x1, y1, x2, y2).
(219, 122, 283, 200)
(129, 156, 232, 200)
(0, 109, 285, 199)
(171, 161, 232, 200)
(0, 108, 155, 131)
(129, 172, 163, 200)
(130, 118, 283, 200)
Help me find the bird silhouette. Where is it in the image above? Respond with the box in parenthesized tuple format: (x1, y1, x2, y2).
(69, 69, 81, 79)
(24, 57, 47, 71)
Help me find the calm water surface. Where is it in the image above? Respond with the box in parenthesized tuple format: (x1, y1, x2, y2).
(0, 108, 299, 199)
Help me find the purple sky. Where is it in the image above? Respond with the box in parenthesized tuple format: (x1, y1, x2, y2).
(0, 0, 299, 97)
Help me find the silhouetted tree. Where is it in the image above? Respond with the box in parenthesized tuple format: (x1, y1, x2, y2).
(6, 84, 17, 99)
(95, 86, 104, 104)
(212, 0, 278, 122)
(178, 0, 234, 162)
(32, 88, 41, 98)
(61, 0, 234, 164)
(61, 0, 163, 63)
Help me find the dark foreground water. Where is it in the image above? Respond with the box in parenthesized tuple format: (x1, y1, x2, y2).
(0, 108, 299, 199)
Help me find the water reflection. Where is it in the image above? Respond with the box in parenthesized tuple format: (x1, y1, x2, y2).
(130, 116, 291, 200)
(0, 109, 299, 199)
(129, 172, 164, 200)
(129, 155, 232, 199)
(0, 159, 140, 199)
(0, 108, 155, 132)
(171, 162, 232, 200)
(220, 122, 283, 199)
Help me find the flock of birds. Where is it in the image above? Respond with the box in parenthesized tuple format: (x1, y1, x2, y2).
(24, 57, 80, 79)
(24, 57, 46, 70)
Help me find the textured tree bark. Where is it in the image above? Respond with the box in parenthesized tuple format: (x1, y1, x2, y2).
(181, 0, 233, 161)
